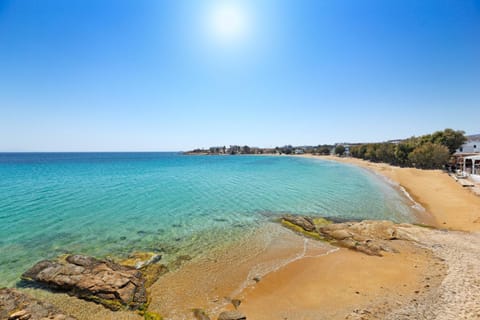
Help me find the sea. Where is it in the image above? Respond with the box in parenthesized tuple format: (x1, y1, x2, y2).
(0, 153, 418, 287)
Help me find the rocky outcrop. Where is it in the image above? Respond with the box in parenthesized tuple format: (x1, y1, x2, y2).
(281, 216, 416, 256)
(21, 254, 148, 311)
(0, 288, 76, 320)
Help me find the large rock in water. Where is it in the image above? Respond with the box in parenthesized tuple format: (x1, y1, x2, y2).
(281, 216, 416, 256)
(0, 288, 76, 320)
(21, 254, 148, 311)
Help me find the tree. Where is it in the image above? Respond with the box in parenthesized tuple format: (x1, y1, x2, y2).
(334, 145, 345, 156)
(431, 129, 467, 154)
(408, 142, 450, 169)
(394, 140, 416, 166)
(375, 143, 396, 164)
(318, 146, 332, 155)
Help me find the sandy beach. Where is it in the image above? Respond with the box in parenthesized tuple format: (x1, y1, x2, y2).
(217, 155, 480, 319)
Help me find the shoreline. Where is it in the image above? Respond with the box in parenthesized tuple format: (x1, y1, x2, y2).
(227, 155, 480, 319)
(12, 154, 480, 319)
(306, 155, 480, 232)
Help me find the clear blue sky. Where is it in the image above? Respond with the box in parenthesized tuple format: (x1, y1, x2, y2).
(1, 0, 479, 151)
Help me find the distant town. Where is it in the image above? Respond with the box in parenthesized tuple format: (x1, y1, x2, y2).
(185, 144, 336, 156)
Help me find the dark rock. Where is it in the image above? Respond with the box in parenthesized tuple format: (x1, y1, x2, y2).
(193, 308, 211, 320)
(0, 288, 76, 320)
(282, 215, 315, 232)
(231, 299, 241, 309)
(21, 254, 148, 311)
(218, 310, 246, 320)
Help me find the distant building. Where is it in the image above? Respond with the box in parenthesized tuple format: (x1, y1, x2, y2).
(457, 140, 480, 153)
(228, 145, 242, 154)
(209, 146, 226, 154)
(294, 149, 304, 154)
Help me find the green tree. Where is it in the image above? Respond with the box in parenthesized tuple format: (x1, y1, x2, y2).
(318, 146, 331, 155)
(375, 143, 396, 164)
(431, 128, 467, 154)
(408, 142, 450, 169)
(394, 140, 416, 166)
(334, 145, 346, 156)
(364, 144, 378, 161)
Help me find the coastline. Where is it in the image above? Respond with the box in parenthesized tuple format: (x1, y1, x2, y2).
(13, 154, 480, 319)
(308, 155, 480, 232)
(226, 154, 480, 319)
(151, 154, 480, 319)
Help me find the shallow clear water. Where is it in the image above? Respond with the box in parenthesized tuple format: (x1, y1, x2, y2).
(0, 153, 415, 287)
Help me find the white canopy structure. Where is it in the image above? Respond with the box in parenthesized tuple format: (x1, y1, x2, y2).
(464, 155, 480, 183)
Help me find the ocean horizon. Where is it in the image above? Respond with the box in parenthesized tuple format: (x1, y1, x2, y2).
(0, 152, 417, 287)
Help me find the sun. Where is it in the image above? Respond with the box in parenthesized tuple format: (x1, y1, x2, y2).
(206, 2, 250, 45)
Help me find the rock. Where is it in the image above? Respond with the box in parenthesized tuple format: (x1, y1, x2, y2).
(120, 252, 162, 269)
(282, 215, 315, 232)
(0, 288, 76, 320)
(329, 229, 351, 240)
(21, 254, 148, 311)
(280, 217, 419, 256)
(193, 308, 211, 320)
(142, 263, 169, 288)
(217, 310, 246, 320)
(231, 299, 241, 309)
(9, 310, 30, 320)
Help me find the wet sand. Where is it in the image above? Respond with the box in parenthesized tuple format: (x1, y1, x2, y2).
(234, 242, 442, 320)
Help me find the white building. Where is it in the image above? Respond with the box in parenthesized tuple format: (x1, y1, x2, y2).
(457, 140, 480, 153)
(463, 155, 480, 183)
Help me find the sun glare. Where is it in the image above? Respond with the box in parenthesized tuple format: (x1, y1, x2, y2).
(207, 2, 250, 46)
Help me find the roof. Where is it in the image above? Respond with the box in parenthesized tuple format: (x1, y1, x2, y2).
(464, 155, 480, 160)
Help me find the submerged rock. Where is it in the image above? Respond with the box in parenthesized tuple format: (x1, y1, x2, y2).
(21, 254, 148, 311)
(0, 288, 76, 320)
(120, 252, 162, 269)
(281, 216, 416, 256)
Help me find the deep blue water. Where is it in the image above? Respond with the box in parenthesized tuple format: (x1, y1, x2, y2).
(0, 153, 415, 286)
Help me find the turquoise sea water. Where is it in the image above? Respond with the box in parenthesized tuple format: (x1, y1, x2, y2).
(0, 153, 415, 287)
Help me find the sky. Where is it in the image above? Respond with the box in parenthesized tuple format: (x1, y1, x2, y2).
(0, 0, 479, 151)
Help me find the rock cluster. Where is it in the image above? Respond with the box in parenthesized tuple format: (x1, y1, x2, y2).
(281, 215, 416, 256)
(21, 254, 148, 311)
(0, 288, 76, 320)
